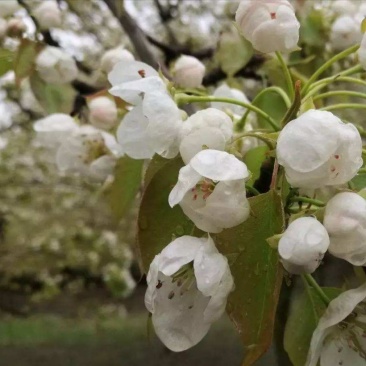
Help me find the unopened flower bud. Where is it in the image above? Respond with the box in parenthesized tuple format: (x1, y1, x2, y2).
(278, 217, 330, 274)
(0, 1, 20, 18)
(330, 16, 362, 51)
(100, 47, 135, 74)
(36, 46, 78, 84)
(172, 55, 206, 88)
(33, 1, 62, 30)
(6, 17, 26, 38)
(88, 96, 118, 130)
(235, 0, 300, 53)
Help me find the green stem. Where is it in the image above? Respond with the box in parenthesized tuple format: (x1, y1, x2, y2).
(246, 184, 260, 196)
(275, 51, 294, 100)
(321, 103, 366, 112)
(236, 86, 290, 131)
(302, 45, 360, 96)
(232, 132, 275, 149)
(175, 94, 280, 131)
(358, 168, 366, 174)
(314, 90, 366, 101)
(303, 274, 331, 306)
(290, 196, 325, 207)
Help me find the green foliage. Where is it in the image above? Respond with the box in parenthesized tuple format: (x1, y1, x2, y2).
(300, 9, 329, 48)
(105, 156, 144, 220)
(284, 286, 342, 366)
(244, 145, 269, 186)
(214, 190, 285, 365)
(216, 25, 253, 77)
(30, 73, 77, 114)
(0, 48, 14, 77)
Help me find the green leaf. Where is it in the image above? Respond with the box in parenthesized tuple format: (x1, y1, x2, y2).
(352, 174, 366, 191)
(0, 48, 14, 77)
(14, 39, 43, 84)
(244, 145, 269, 185)
(216, 25, 253, 77)
(30, 72, 77, 114)
(214, 190, 285, 366)
(138, 157, 198, 271)
(105, 156, 144, 220)
(284, 287, 342, 366)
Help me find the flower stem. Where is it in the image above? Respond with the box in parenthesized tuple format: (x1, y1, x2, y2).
(290, 196, 326, 207)
(314, 90, 366, 101)
(275, 51, 294, 100)
(232, 132, 276, 149)
(321, 103, 366, 112)
(175, 93, 280, 131)
(302, 45, 360, 96)
(303, 274, 331, 306)
(236, 86, 291, 131)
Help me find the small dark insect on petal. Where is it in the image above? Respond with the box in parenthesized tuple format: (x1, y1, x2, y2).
(156, 280, 163, 289)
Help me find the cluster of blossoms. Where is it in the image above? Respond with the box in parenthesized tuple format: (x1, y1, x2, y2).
(30, 0, 366, 363)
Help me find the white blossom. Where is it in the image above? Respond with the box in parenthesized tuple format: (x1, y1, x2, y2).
(56, 125, 122, 181)
(145, 235, 234, 352)
(36, 46, 78, 84)
(306, 283, 366, 366)
(88, 96, 118, 130)
(6, 17, 27, 38)
(324, 192, 366, 266)
(179, 108, 233, 164)
(33, 113, 79, 148)
(277, 110, 362, 189)
(235, 0, 300, 53)
(100, 47, 135, 74)
(359, 33, 366, 71)
(109, 60, 166, 105)
(33, 1, 62, 30)
(169, 150, 250, 233)
(211, 83, 249, 118)
(117, 91, 181, 159)
(278, 217, 330, 274)
(172, 55, 206, 88)
(330, 15, 362, 51)
(0, 1, 20, 18)
(0, 18, 7, 39)
(331, 0, 358, 16)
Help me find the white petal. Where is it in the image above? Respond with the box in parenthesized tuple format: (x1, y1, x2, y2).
(144, 254, 161, 313)
(212, 84, 249, 116)
(116, 105, 155, 159)
(168, 165, 202, 207)
(190, 150, 249, 181)
(88, 155, 116, 182)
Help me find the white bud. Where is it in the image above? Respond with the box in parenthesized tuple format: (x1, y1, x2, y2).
(0, 18, 7, 39)
(324, 192, 366, 266)
(172, 55, 206, 88)
(0, 1, 20, 18)
(36, 46, 78, 84)
(359, 32, 366, 70)
(33, 1, 62, 30)
(279, 217, 330, 274)
(235, 0, 300, 53)
(277, 110, 362, 189)
(331, 0, 357, 16)
(100, 47, 135, 74)
(330, 16, 362, 51)
(88, 96, 118, 130)
(6, 17, 26, 38)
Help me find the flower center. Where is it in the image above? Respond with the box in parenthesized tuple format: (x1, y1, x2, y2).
(191, 178, 217, 201)
(80, 134, 109, 164)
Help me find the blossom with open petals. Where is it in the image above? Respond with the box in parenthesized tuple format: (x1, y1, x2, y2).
(169, 150, 250, 233)
(277, 110, 362, 189)
(324, 192, 366, 266)
(306, 283, 366, 366)
(235, 0, 300, 53)
(278, 217, 330, 274)
(145, 235, 234, 352)
(179, 108, 233, 163)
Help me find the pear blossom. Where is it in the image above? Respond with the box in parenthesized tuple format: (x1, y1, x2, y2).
(117, 91, 181, 159)
(6, 17, 26, 38)
(0, 18, 7, 39)
(278, 217, 330, 274)
(324, 192, 366, 266)
(0, 1, 20, 18)
(109, 60, 166, 105)
(211, 83, 249, 118)
(330, 16, 362, 51)
(56, 125, 122, 181)
(276, 110, 362, 189)
(33, 113, 79, 148)
(172, 55, 206, 89)
(145, 235, 234, 352)
(36, 46, 78, 84)
(169, 150, 250, 233)
(100, 47, 135, 74)
(88, 96, 118, 130)
(33, 1, 62, 30)
(235, 0, 300, 53)
(179, 108, 233, 164)
(306, 283, 366, 366)
(359, 33, 366, 70)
